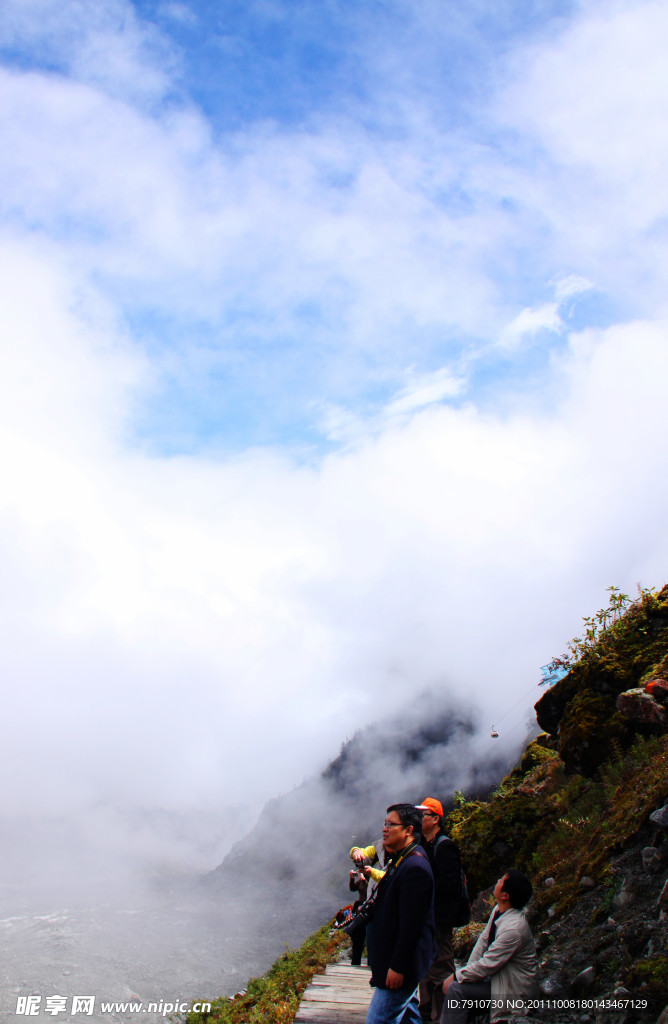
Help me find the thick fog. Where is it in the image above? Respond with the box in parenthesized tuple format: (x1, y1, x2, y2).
(0, 691, 522, 1023)
(3, 0, 668, 888)
(218, 689, 527, 889)
(3, 316, 666, 885)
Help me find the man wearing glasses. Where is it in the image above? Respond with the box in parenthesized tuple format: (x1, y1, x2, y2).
(416, 797, 462, 1023)
(365, 804, 436, 1024)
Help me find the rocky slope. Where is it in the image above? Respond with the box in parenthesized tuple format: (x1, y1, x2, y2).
(446, 586, 668, 1024)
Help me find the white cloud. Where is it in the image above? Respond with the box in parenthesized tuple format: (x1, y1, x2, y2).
(0, 0, 174, 104)
(554, 274, 593, 302)
(1, 0, 668, 884)
(0, 59, 497, 375)
(500, 302, 563, 349)
(496, 0, 668, 313)
(506, 0, 668, 190)
(2, 246, 667, 855)
(384, 367, 465, 415)
(498, 278, 594, 350)
(0, 238, 144, 450)
(319, 366, 466, 443)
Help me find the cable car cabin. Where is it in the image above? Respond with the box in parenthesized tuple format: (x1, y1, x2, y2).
(490, 728, 499, 738)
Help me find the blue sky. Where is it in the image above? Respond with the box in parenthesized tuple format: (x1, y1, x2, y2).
(2, 0, 668, 872)
(0, 0, 624, 453)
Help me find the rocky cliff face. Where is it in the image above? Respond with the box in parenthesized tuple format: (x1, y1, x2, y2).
(460, 806, 668, 1024)
(447, 587, 668, 1024)
(532, 813, 668, 1023)
(534, 586, 668, 776)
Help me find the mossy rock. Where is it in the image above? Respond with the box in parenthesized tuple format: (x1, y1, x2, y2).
(448, 789, 550, 896)
(558, 691, 632, 776)
(452, 921, 486, 959)
(498, 745, 562, 799)
(520, 739, 558, 773)
(535, 586, 668, 739)
(535, 672, 581, 735)
(534, 732, 559, 751)
(639, 652, 668, 687)
(621, 955, 668, 1008)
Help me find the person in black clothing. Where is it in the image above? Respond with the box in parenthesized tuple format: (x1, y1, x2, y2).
(416, 797, 461, 1023)
(366, 804, 436, 1024)
(349, 862, 369, 966)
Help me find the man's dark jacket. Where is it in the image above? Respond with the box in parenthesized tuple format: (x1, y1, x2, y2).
(368, 843, 436, 990)
(420, 830, 461, 928)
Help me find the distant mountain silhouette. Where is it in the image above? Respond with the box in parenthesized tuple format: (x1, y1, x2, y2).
(208, 689, 521, 934)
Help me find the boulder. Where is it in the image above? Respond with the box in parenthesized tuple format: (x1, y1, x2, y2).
(644, 678, 668, 702)
(612, 877, 635, 911)
(535, 675, 577, 736)
(572, 965, 596, 993)
(557, 691, 631, 776)
(650, 804, 668, 830)
(540, 973, 566, 998)
(642, 846, 668, 874)
(616, 687, 667, 728)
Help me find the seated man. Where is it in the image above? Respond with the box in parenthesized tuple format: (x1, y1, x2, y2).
(440, 870, 538, 1024)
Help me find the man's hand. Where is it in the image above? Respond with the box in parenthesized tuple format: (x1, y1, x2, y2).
(442, 973, 455, 994)
(385, 969, 404, 989)
(351, 849, 365, 865)
(362, 865, 372, 878)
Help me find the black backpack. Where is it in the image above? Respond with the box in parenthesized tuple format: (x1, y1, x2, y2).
(434, 835, 471, 927)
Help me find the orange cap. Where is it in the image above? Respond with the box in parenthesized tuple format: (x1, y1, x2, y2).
(417, 797, 443, 818)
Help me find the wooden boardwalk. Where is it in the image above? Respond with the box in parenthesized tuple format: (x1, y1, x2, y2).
(295, 962, 373, 1023)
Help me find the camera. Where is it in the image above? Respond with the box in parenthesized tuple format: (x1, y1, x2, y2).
(342, 895, 375, 936)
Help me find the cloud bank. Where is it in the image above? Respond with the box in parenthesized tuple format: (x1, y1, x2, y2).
(0, 0, 667, 876)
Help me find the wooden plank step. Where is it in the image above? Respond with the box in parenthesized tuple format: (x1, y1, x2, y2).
(309, 981, 369, 990)
(295, 1011, 368, 1023)
(311, 974, 370, 983)
(301, 991, 371, 1003)
(295, 963, 373, 1024)
(321, 966, 368, 974)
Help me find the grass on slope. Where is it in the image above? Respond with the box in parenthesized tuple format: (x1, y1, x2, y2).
(187, 924, 347, 1024)
(448, 733, 667, 917)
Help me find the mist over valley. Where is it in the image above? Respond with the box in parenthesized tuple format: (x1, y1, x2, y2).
(0, 694, 526, 1021)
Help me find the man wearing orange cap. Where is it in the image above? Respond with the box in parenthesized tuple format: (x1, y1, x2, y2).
(416, 797, 462, 1024)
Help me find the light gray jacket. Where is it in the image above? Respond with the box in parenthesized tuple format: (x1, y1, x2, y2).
(458, 907, 539, 1023)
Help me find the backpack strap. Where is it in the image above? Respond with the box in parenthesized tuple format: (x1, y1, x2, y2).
(433, 834, 460, 859)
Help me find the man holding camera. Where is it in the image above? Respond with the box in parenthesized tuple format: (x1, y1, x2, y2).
(349, 836, 388, 965)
